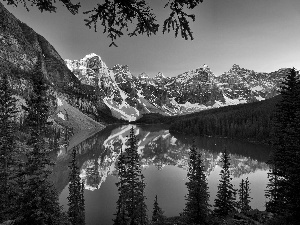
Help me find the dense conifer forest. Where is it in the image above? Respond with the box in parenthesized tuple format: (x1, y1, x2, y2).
(135, 95, 280, 144)
(169, 95, 280, 144)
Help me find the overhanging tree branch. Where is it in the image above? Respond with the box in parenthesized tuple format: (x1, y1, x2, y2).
(2, 0, 204, 46)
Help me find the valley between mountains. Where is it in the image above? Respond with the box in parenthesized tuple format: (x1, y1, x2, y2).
(0, 0, 292, 136)
(3, 2, 300, 224)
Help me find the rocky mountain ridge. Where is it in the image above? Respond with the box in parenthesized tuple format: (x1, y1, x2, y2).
(66, 53, 291, 121)
(0, 0, 293, 129)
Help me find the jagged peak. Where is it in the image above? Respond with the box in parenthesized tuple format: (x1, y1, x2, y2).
(82, 53, 100, 60)
(112, 64, 129, 69)
(138, 72, 150, 79)
(231, 64, 241, 70)
(202, 64, 213, 73)
(65, 53, 103, 63)
(203, 64, 209, 69)
(155, 72, 165, 78)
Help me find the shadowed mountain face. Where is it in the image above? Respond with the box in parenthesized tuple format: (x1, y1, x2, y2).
(52, 124, 270, 193)
(0, 1, 292, 129)
(0, 2, 119, 132)
(66, 54, 291, 121)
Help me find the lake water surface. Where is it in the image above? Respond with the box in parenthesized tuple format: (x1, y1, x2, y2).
(53, 124, 271, 225)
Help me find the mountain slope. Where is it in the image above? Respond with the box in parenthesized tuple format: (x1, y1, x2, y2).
(0, 2, 118, 132)
(66, 53, 291, 122)
(1, 1, 293, 127)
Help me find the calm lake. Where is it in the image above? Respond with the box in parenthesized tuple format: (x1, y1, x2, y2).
(52, 124, 271, 225)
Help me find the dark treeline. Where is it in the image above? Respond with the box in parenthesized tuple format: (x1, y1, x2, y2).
(169, 95, 280, 144)
(135, 95, 280, 144)
(265, 68, 300, 224)
(135, 94, 281, 144)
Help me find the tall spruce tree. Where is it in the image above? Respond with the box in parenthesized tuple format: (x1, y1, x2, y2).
(183, 144, 210, 224)
(138, 174, 148, 225)
(80, 181, 86, 224)
(16, 64, 63, 225)
(114, 147, 128, 225)
(152, 195, 165, 225)
(237, 177, 251, 214)
(266, 68, 300, 223)
(68, 148, 85, 225)
(214, 147, 236, 218)
(113, 127, 148, 225)
(0, 72, 19, 222)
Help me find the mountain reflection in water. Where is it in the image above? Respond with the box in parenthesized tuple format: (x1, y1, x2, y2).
(53, 124, 271, 225)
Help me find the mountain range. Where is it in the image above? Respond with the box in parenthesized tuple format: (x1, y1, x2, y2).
(0, 1, 292, 131)
(65, 53, 289, 122)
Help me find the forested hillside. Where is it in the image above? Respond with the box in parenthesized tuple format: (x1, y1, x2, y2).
(135, 95, 280, 144)
(169, 95, 280, 143)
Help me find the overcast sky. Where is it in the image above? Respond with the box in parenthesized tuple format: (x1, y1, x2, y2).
(4, 0, 300, 77)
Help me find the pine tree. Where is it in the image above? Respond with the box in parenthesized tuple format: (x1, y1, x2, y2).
(266, 68, 300, 223)
(113, 147, 128, 225)
(152, 195, 165, 225)
(0, 72, 19, 222)
(138, 174, 149, 225)
(80, 181, 86, 225)
(214, 147, 236, 218)
(68, 148, 85, 225)
(183, 144, 210, 224)
(238, 177, 252, 214)
(113, 127, 148, 225)
(16, 64, 63, 225)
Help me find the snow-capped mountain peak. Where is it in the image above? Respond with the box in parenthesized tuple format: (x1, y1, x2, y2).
(64, 53, 292, 122)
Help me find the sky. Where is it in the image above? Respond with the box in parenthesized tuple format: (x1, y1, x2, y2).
(4, 0, 300, 77)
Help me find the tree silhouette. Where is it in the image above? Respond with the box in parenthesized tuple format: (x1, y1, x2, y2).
(68, 148, 85, 225)
(266, 68, 300, 223)
(3, 0, 204, 46)
(114, 127, 148, 224)
(114, 146, 127, 225)
(183, 144, 210, 224)
(238, 177, 252, 214)
(152, 195, 165, 225)
(214, 147, 236, 218)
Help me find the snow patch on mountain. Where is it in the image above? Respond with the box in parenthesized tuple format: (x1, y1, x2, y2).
(251, 86, 264, 92)
(256, 96, 265, 101)
(223, 94, 247, 105)
(104, 98, 140, 121)
(57, 97, 63, 106)
(57, 112, 65, 120)
(53, 97, 105, 133)
(65, 53, 291, 122)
